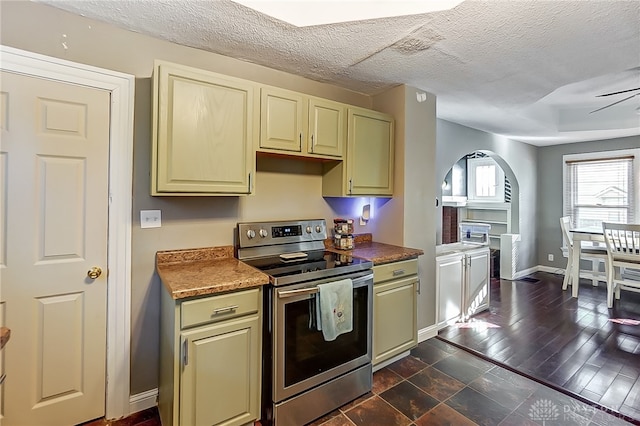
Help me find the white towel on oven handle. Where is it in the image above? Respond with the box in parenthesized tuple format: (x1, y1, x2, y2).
(316, 278, 353, 341)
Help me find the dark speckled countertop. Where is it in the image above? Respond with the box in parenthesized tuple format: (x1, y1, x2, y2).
(157, 237, 422, 300)
(327, 234, 424, 265)
(156, 246, 270, 300)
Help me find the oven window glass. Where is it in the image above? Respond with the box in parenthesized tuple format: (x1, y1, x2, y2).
(283, 286, 368, 387)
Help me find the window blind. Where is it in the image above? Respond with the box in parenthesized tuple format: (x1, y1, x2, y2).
(564, 157, 635, 228)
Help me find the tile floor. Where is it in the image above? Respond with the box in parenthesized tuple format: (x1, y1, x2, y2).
(82, 337, 633, 426)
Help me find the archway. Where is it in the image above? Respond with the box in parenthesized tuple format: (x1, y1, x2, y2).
(439, 150, 520, 278)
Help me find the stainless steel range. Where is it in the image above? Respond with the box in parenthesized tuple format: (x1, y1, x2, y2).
(237, 219, 373, 426)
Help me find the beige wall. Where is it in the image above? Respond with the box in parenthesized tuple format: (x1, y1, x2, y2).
(373, 86, 437, 329)
(1, 1, 436, 395)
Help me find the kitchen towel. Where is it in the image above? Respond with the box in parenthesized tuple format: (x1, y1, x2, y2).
(316, 278, 353, 341)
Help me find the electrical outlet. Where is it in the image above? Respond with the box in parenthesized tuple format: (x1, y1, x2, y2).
(141, 210, 161, 228)
(548, 253, 554, 262)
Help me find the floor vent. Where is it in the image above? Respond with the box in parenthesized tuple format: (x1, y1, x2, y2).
(517, 277, 540, 283)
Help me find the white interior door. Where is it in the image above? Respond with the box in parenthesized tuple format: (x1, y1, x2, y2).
(0, 70, 110, 425)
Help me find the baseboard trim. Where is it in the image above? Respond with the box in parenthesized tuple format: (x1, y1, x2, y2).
(536, 265, 564, 274)
(372, 351, 410, 372)
(129, 389, 158, 415)
(512, 265, 538, 280)
(418, 324, 438, 342)
(535, 265, 606, 283)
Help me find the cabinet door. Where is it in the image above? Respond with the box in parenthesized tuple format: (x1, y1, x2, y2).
(347, 108, 394, 196)
(260, 87, 304, 152)
(373, 276, 418, 365)
(308, 98, 345, 157)
(465, 248, 490, 318)
(153, 61, 256, 195)
(436, 254, 464, 328)
(180, 315, 260, 426)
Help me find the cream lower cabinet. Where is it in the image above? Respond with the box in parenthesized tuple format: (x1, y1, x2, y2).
(159, 288, 262, 426)
(323, 107, 394, 196)
(372, 259, 418, 366)
(152, 60, 257, 195)
(259, 86, 345, 158)
(464, 247, 491, 318)
(436, 247, 490, 329)
(436, 252, 464, 329)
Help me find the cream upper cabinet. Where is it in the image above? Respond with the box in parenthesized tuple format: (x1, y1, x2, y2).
(152, 60, 257, 195)
(308, 97, 345, 157)
(260, 87, 305, 152)
(259, 87, 345, 159)
(323, 107, 394, 197)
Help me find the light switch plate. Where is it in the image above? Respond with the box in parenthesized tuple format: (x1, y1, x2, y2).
(141, 210, 161, 228)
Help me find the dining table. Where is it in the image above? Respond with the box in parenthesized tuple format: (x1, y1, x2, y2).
(569, 226, 606, 298)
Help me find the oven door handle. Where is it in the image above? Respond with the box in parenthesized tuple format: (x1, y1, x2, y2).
(278, 287, 319, 298)
(277, 272, 374, 299)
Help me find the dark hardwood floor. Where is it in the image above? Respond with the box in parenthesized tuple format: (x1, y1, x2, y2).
(438, 272, 640, 424)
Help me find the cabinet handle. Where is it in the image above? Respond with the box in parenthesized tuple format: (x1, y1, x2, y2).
(248, 172, 253, 194)
(310, 134, 315, 152)
(213, 305, 239, 315)
(183, 339, 189, 367)
(0, 373, 5, 385)
(348, 178, 353, 194)
(417, 278, 421, 295)
(392, 269, 405, 276)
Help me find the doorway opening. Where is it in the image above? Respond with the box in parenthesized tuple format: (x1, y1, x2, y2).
(440, 150, 519, 278)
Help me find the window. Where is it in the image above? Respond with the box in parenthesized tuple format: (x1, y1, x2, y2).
(563, 150, 638, 229)
(467, 157, 505, 202)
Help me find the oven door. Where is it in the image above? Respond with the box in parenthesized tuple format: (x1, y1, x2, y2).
(273, 271, 373, 402)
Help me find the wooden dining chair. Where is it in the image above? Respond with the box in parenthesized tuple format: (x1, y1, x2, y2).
(602, 222, 640, 308)
(560, 216, 608, 293)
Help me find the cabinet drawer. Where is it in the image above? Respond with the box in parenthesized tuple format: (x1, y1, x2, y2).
(181, 288, 260, 329)
(373, 259, 418, 283)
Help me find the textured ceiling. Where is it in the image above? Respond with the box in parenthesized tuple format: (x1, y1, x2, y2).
(38, 0, 640, 146)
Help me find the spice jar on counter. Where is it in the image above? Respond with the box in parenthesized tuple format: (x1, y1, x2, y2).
(334, 233, 354, 250)
(333, 218, 354, 235)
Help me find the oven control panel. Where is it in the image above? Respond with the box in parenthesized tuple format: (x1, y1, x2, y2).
(272, 225, 303, 238)
(237, 219, 327, 249)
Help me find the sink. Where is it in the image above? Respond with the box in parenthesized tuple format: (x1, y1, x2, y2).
(436, 242, 487, 257)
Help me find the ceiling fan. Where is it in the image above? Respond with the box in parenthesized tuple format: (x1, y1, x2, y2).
(589, 86, 640, 114)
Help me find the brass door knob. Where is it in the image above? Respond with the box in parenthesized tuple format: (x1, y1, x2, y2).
(87, 267, 103, 279)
